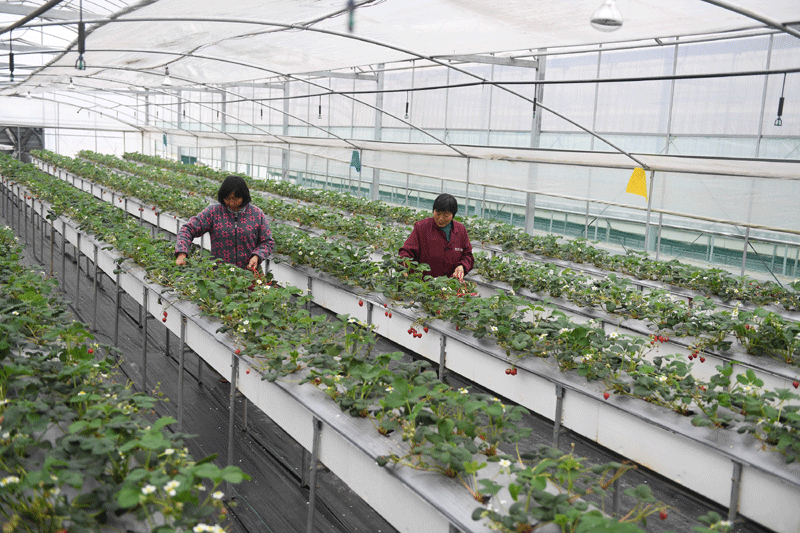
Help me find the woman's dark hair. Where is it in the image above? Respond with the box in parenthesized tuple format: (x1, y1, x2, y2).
(217, 175, 252, 205)
(432, 193, 458, 215)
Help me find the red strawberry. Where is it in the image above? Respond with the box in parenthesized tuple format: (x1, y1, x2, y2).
(235, 349, 241, 355)
(87, 348, 94, 354)
(163, 311, 168, 317)
(246, 369, 250, 374)
(700, 357, 705, 363)
(423, 327, 429, 333)
(659, 511, 667, 521)
(793, 381, 799, 389)
(408, 329, 413, 335)
(384, 311, 388, 317)
(388, 313, 392, 318)
(510, 368, 517, 376)
(505, 368, 511, 375)
(162, 317, 167, 323)
(603, 392, 610, 400)
(358, 300, 364, 307)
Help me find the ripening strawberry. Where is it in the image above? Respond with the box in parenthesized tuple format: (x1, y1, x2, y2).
(603, 392, 610, 400)
(659, 511, 668, 521)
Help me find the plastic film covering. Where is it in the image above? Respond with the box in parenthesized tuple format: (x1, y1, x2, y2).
(6, 0, 800, 96)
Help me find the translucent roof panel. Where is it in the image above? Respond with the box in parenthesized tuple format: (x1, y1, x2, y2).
(3, 0, 800, 94)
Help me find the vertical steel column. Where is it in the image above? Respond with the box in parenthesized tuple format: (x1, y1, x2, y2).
(49, 218, 55, 276)
(655, 213, 664, 261)
(24, 198, 29, 245)
(92, 245, 99, 331)
(643, 171, 656, 251)
(612, 477, 621, 517)
(61, 221, 66, 286)
(438, 335, 447, 381)
(553, 385, 565, 448)
(305, 417, 323, 533)
(178, 315, 186, 431)
(114, 270, 121, 348)
(226, 352, 239, 494)
(584, 201, 590, 239)
(741, 227, 750, 277)
(728, 461, 743, 523)
(75, 233, 82, 312)
(31, 203, 36, 261)
(141, 287, 148, 393)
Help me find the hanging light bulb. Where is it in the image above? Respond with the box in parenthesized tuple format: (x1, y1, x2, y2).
(590, 0, 623, 32)
(774, 73, 786, 127)
(68, 77, 75, 90)
(162, 67, 172, 87)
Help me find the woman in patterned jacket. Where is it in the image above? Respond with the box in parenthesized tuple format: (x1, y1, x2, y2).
(175, 175, 274, 271)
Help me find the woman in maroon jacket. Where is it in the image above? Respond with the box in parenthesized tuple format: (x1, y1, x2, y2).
(175, 175, 274, 271)
(399, 193, 474, 280)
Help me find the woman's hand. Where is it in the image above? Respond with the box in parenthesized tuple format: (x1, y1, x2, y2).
(451, 265, 465, 281)
(175, 253, 187, 266)
(247, 255, 260, 272)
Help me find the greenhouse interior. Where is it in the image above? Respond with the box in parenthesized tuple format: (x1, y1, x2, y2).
(1, 0, 800, 532)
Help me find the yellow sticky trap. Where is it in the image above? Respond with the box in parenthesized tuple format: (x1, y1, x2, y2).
(626, 167, 647, 200)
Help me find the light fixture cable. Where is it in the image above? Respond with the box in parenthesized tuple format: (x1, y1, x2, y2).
(75, 0, 86, 70)
(774, 73, 786, 127)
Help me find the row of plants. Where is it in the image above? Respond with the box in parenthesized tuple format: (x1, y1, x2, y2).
(1, 157, 689, 533)
(29, 151, 800, 464)
(121, 151, 800, 311)
(44, 150, 800, 372)
(0, 225, 247, 533)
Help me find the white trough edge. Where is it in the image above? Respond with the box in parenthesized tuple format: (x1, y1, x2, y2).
(22, 163, 800, 533)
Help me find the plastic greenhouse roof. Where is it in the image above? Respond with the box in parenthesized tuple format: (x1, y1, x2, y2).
(4, 0, 800, 94)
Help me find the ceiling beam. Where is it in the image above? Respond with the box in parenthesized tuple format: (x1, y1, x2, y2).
(434, 54, 539, 69)
(0, 4, 77, 21)
(0, 43, 61, 53)
(303, 70, 379, 81)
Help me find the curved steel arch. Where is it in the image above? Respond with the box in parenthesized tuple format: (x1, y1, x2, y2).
(21, 15, 644, 165)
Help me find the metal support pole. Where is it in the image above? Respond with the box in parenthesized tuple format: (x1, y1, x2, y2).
(438, 335, 447, 381)
(655, 213, 664, 261)
(75, 233, 81, 312)
(553, 385, 565, 448)
(243, 397, 249, 434)
(178, 315, 186, 431)
(92, 245, 99, 331)
(114, 270, 121, 348)
(227, 352, 239, 493)
(61, 221, 66, 287)
(24, 199, 28, 245)
(307, 276, 313, 312)
(741, 227, 750, 277)
(165, 324, 170, 357)
(306, 417, 323, 533)
(31, 205, 36, 260)
(142, 287, 148, 393)
(612, 477, 621, 517)
(49, 218, 55, 277)
(728, 461, 743, 523)
(643, 170, 656, 251)
(584, 201, 590, 239)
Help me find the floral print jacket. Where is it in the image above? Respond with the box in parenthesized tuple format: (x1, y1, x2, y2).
(175, 203, 274, 270)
